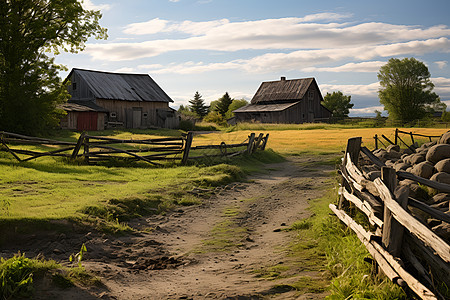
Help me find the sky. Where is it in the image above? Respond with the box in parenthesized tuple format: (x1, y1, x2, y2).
(57, 0, 450, 116)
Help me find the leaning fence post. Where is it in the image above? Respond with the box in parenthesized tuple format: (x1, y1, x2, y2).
(374, 134, 378, 150)
(409, 131, 415, 145)
(381, 167, 409, 257)
(247, 133, 255, 154)
(71, 132, 86, 159)
(253, 133, 264, 150)
(261, 133, 269, 150)
(338, 137, 362, 209)
(181, 132, 193, 165)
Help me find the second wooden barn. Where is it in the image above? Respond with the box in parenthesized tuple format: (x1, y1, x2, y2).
(233, 77, 331, 124)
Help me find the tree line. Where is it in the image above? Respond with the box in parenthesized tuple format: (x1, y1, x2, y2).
(178, 91, 248, 125)
(0, 1, 448, 135)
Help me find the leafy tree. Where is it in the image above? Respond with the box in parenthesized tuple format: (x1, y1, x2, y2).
(225, 99, 248, 119)
(0, 0, 107, 134)
(214, 92, 233, 117)
(442, 111, 450, 122)
(188, 91, 209, 118)
(322, 91, 354, 120)
(378, 57, 441, 123)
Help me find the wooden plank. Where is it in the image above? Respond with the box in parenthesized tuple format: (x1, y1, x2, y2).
(408, 197, 450, 224)
(261, 133, 269, 150)
(360, 146, 385, 168)
(181, 132, 193, 165)
(339, 137, 362, 209)
(374, 177, 450, 263)
(1, 140, 22, 162)
(71, 132, 86, 159)
(247, 133, 255, 154)
(85, 135, 183, 143)
(340, 187, 383, 227)
(253, 133, 264, 149)
(330, 204, 437, 299)
(382, 134, 395, 145)
(397, 171, 450, 193)
(329, 204, 400, 282)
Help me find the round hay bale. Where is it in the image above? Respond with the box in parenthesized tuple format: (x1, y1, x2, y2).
(438, 131, 450, 144)
(411, 161, 434, 179)
(409, 153, 426, 165)
(431, 200, 450, 212)
(386, 150, 402, 159)
(426, 144, 450, 164)
(430, 193, 450, 205)
(435, 158, 450, 173)
(430, 172, 450, 185)
(394, 162, 410, 171)
(387, 144, 400, 153)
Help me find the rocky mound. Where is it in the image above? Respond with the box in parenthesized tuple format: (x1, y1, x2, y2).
(360, 131, 450, 241)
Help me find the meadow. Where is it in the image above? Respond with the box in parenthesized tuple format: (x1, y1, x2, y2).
(1, 124, 448, 299)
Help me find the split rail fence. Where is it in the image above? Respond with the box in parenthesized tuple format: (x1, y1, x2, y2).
(373, 128, 442, 150)
(0, 131, 269, 166)
(331, 136, 450, 299)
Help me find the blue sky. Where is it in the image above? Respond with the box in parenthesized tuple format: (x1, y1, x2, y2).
(57, 0, 450, 116)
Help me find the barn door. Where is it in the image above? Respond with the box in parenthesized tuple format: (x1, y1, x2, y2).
(132, 108, 142, 128)
(77, 112, 98, 131)
(308, 112, 314, 123)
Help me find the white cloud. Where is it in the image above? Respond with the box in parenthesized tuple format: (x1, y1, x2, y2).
(302, 61, 386, 73)
(350, 106, 384, 115)
(320, 82, 380, 97)
(86, 13, 450, 63)
(435, 61, 448, 69)
(114, 67, 135, 73)
(82, 0, 111, 11)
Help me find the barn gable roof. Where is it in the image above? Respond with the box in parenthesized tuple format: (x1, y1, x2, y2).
(251, 77, 318, 104)
(66, 68, 173, 103)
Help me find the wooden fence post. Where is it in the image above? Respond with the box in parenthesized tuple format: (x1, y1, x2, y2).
(374, 134, 378, 150)
(410, 132, 415, 145)
(339, 137, 362, 209)
(381, 167, 409, 257)
(181, 132, 193, 165)
(71, 132, 86, 159)
(253, 133, 264, 150)
(247, 133, 255, 154)
(261, 134, 269, 150)
(394, 128, 399, 145)
(83, 137, 90, 164)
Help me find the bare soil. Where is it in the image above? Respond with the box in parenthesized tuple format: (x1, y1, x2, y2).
(1, 155, 336, 299)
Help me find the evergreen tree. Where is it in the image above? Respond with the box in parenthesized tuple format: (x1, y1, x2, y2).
(215, 92, 233, 117)
(188, 91, 209, 118)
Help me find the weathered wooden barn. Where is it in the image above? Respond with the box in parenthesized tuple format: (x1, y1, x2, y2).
(233, 77, 331, 123)
(61, 68, 179, 131)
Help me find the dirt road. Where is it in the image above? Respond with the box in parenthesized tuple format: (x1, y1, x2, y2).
(3, 155, 336, 299)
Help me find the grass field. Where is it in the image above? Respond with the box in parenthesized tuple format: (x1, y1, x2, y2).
(1, 125, 448, 298)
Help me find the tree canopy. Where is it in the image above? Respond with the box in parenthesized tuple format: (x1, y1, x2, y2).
(225, 99, 248, 119)
(215, 92, 233, 117)
(188, 91, 209, 118)
(321, 91, 354, 120)
(0, 0, 107, 134)
(377, 57, 441, 122)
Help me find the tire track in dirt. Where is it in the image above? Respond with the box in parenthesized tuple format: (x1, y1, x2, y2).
(85, 155, 336, 299)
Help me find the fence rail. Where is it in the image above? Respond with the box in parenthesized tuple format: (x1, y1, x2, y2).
(0, 131, 269, 166)
(332, 134, 450, 299)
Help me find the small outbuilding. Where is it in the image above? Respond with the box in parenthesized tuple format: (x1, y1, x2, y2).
(61, 68, 179, 131)
(233, 77, 331, 124)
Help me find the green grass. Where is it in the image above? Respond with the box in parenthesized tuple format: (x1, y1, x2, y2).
(287, 176, 406, 299)
(0, 253, 98, 299)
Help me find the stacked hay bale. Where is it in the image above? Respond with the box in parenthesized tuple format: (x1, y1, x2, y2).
(361, 131, 450, 241)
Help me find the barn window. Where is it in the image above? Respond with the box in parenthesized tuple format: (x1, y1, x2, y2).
(308, 91, 314, 100)
(110, 112, 117, 118)
(143, 113, 148, 118)
(72, 82, 77, 90)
